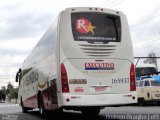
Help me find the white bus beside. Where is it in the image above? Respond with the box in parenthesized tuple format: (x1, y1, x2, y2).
(16, 7, 137, 117)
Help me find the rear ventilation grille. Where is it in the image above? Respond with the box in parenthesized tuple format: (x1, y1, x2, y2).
(79, 44, 117, 57)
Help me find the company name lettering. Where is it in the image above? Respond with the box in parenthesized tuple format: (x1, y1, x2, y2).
(85, 63, 115, 70)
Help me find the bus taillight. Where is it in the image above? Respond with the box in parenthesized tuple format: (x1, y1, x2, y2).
(130, 63, 136, 91)
(61, 63, 70, 93)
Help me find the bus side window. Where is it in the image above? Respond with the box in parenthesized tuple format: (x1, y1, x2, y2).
(36, 72, 38, 81)
(31, 72, 34, 83)
(34, 72, 37, 82)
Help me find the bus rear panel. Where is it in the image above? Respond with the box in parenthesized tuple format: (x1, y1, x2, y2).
(17, 7, 137, 116)
(58, 8, 137, 108)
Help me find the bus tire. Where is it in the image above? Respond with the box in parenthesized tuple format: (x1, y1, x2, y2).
(81, 108, 101, 116)
(53, 108, 63, 114)
(21, 100, 29, 113)
(39, 94, 47, 118)
(22, 106, 29, 113)
(138, 98, 146, 106)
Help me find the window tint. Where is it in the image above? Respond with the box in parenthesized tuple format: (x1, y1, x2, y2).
(71, 12, 121, 44)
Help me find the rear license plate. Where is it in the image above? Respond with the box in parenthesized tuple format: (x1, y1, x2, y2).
(95, 86, 106, 92)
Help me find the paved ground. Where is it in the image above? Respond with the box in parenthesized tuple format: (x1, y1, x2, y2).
(0, 103, 160, 120)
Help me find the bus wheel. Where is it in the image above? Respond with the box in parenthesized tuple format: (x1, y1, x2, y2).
(39, 94, 46, 118)
(53, 108, 63, 114)
(21, 100, 28, 113)
(81, 108, 101, 116)
(138, 98, 146, 106)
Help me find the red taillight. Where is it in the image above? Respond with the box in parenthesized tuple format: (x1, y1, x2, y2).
(61, 63, 69, 93)
(130, 63, 136, 91)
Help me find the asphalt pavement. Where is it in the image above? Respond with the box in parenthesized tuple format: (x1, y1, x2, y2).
(0, 103, 160, 120)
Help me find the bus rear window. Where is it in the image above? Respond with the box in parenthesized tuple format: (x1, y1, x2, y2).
(71, 12, 121, 44)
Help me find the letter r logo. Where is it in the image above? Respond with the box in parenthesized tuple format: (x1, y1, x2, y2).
(76, 18, 96, 34)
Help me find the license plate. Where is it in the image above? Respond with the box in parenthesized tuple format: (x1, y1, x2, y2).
(95, 86, 106, 92)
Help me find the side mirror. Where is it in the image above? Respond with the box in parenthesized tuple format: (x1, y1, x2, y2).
(15, 68, 22, 82)
(15, 71, 19, 82)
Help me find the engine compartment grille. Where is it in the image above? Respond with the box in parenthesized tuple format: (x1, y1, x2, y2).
(79, 44, 117, 57)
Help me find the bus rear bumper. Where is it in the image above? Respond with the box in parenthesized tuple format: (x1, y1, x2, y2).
(58, 92, 137, 107)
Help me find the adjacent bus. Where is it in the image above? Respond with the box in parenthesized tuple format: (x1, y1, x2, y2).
(16, 7, 137, 117)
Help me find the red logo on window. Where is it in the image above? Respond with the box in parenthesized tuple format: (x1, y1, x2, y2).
(76, 18, 96, 34)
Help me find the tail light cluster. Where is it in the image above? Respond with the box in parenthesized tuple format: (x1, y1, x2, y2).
(130, 63, 136, 91)
(61, 63, 70, 93)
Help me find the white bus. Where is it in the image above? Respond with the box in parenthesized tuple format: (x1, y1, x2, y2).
(16, 7, 137, 117)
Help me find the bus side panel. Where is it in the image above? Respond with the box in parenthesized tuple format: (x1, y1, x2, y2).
(40, 80, 59, 110)
(21, 77, 39, 108)
(21, 52, 59, 110)
(19, 16, 60, 111)
(36, 52, 59, 110)
(23, 95, 38, 108)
